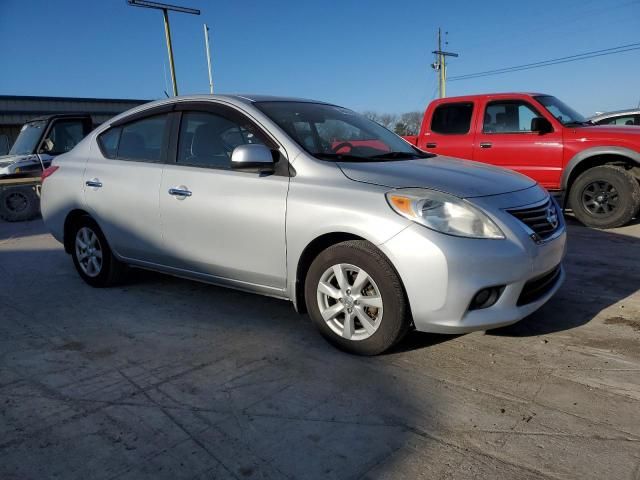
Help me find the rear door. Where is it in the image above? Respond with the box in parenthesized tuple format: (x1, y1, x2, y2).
(419, 102, 475, 159)
(83, 108, 171, 263)
(473, 99, 563, 188)
(159, 102, 289, 294)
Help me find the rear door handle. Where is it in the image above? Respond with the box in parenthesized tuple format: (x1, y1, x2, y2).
(479, 142, 492, 149)
(85, 179, 102, 188)
(168, 187, 192, 198)
(425, 143, 437, 148)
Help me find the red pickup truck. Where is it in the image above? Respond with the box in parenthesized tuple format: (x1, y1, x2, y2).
(404, 93, 640, 228)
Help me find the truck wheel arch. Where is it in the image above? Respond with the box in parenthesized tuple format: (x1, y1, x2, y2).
(563, 147, 640, 194)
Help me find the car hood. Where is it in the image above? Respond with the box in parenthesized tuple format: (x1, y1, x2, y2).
(337, 156, 536, 198)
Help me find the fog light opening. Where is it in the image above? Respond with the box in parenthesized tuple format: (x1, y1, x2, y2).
(470, 286, 503, 310)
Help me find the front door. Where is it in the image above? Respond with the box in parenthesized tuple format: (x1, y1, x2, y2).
(159, 106, 289, 294)
(473, 100, 563, 189)
(83, 112, 169, 262)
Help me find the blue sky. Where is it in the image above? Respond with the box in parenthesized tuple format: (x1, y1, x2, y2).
(1, 0, 638, 116)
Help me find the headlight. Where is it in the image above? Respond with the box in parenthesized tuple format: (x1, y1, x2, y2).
(386, 188, 504, 239)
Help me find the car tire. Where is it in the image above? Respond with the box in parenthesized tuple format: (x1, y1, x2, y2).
(304, 240, 410, 355)
(0, 186, 40, 222)
(70, 215, 126, 287)
(568, 165, 640, 229)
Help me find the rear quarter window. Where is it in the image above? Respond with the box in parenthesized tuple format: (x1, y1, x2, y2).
(431, 102, 474, 134)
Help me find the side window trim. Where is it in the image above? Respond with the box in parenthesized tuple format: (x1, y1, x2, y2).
(482, 100, 545, 135)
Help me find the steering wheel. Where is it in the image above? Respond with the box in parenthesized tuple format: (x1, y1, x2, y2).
(332, 141, 354, 153)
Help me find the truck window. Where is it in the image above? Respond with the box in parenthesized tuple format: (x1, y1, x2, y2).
(46, 120, 86, 154)
(483, 102, 541, 133)
(431, 103, 473, 134)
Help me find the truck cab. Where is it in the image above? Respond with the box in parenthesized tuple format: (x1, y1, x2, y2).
(406, 93, 640, 228)
(0, 114, 93, 178)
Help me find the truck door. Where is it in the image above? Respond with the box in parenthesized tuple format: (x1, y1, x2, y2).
(473, 100, 563, 189)
(419, 102, 475, 159)
(38, 117, 93, 168)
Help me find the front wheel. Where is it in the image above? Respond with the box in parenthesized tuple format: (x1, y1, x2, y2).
(568, 165, 640, 229)
(304, 240, 410, 355)
(0, 186, 40, 222)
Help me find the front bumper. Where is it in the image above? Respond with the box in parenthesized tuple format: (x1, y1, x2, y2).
(379, 190, 567, 334)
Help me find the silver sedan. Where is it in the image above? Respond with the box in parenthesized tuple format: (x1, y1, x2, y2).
(41, 95, 566, 355)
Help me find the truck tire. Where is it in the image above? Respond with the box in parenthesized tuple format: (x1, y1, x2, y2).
(568, 165, 640, 229)
(0, 186, 40, 222)
(304, 240, 410, 355)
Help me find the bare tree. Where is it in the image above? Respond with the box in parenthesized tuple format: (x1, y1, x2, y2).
(394, 111, 423, 136)
(378, 113, 398, 130)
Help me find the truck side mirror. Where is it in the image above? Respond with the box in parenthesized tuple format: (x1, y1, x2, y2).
(40, 138, 54, 153)
(531, 117, 553, 134)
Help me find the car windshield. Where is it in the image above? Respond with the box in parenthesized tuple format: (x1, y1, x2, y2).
(534, 95, 588, 126)
(9, 120, 46, 155)
(255, 101, 431, 161)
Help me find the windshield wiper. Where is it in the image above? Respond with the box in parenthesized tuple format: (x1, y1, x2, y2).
(370, 151, 433, 159)
(564, 120, 593, 127)
(315, 153, 371, 162)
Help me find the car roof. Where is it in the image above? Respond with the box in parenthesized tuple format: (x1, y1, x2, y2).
(588, 108, 640, 121)
(164, 94, 332, 105)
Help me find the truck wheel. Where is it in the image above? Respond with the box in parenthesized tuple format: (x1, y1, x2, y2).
(568, 165, 640, 229)
(304, 240, 410, 355)
(0, 186, 40, 222)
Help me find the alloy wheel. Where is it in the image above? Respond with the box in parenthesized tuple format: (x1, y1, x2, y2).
(581, 180, 619, 216)
(75, 227, 103, 277)
(316, 263, 383, 341)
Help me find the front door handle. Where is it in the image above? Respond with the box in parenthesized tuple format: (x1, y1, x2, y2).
(168, 187, 192, 198)
(425, 143, 437, 148)
(479, 142, 492, 149)
(85, 178, 102, 188)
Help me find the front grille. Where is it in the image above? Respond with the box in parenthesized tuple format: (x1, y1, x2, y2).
(517, 265, 562, 306)
(507, 197, 560, 241)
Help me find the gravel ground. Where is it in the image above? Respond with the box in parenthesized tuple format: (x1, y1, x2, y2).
(1, 218, 639, 479)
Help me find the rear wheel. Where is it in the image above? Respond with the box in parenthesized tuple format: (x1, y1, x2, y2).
(568, 165, 640, 228)
(70, 216, 126, 287)
(0, 186, 39, 222)
(304, 240, 409, 355)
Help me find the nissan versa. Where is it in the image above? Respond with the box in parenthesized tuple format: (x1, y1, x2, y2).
(40, 95, 566, 355)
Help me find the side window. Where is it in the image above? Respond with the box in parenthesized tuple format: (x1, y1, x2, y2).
(98, 127, 121, 158)
(118, 115, 167, 162)
(431, 103, 473, 134)
(46, 120, 86, 154)
(177, 111, 267, 169)
(601, 115, 639, 126)
(483, 102, 541, 133)
(97, 114, 168, 162)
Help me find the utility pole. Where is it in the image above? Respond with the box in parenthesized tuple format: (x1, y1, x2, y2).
(127, 0, 201, 96)
(432, 28, 459, 98)
(204, 24, 214, 94)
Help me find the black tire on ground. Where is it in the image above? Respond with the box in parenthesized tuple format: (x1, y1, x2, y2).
(568, 165, 640, 229)
(304, 240, 410, 355)
(70, 215, 127, 287)
(0, 186, 40, 222)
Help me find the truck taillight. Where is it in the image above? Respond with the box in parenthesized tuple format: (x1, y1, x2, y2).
(41, 165, 59, 183)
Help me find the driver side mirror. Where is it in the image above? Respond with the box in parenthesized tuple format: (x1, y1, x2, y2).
(230, 144, 275, 172)
(531, 117, 553, 134)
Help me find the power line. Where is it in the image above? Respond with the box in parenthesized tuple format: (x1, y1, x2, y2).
(449, 42, 640, 82)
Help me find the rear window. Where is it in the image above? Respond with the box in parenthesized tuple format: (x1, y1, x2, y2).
(431, 103, 473, 134)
